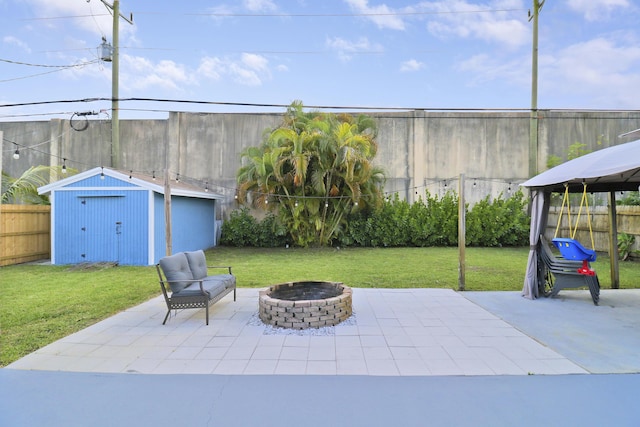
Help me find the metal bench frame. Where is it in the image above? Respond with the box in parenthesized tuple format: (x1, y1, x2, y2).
(156, 260, 236, 325)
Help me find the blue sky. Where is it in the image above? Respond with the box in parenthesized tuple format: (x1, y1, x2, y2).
(1, 0, 639, 121)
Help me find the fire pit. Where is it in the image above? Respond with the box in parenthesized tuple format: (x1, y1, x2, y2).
(259, 281, 352, 330)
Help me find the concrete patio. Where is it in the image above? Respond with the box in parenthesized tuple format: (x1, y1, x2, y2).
(3, 288, 640, 426)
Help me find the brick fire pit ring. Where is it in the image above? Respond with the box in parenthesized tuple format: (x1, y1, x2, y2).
(259, 281, 352, 330)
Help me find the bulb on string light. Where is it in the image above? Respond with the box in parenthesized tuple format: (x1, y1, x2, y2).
(205, 181, 209, 192)
(129, 170, 133, 179)
(152, 171, 156, 181)
(62, 159, 67, 174)
(175, 173, 180, 182)
(13, 147, 20, 160)
(100, 167, 105, 180)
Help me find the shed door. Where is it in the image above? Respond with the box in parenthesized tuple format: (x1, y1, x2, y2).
(77, 196, 125, 263)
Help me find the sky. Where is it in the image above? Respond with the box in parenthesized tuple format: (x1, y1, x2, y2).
(1, 0, 640, 122)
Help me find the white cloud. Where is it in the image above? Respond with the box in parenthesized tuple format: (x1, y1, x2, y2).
(457, 34, 640, 108)
(198, 57, 224, 80)
(540, 37, 640, 107)
(22, 0, 135, 39)
(243, 0, 277, 12)
(566, 0, 631, 22)
(344, 0, 407, 30)
(197, 53, 272, 86)
(3, 36, 32, 53)
(242, 53, 269, 72)
(456, 53, 529, 87)
(326, 36, 383, 61)
(423, 0, 529, 49)
(400, 59, 424, 72)
(122, 55, 193, 91)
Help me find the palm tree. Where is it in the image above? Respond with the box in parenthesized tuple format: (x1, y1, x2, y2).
(237, 101, 385, 246)
(1, 165, 71, 205)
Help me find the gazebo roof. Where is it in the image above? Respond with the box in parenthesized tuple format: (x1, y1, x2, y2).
(521, 139, 640, 193)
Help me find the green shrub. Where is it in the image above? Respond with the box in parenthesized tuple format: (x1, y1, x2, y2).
(224, 191, 530, 248)
(221, 208, 289, 247)
(220, 208, 260, 247)
(466, 191, 529, 246)
(338, 192, 461, 247)
(617, 192, 640, 206)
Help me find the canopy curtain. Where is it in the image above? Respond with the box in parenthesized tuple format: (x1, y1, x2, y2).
(522, 190, 550, 299)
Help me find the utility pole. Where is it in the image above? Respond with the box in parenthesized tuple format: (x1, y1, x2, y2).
(529, 0, 544, 178)
(97, 0, 133, 169)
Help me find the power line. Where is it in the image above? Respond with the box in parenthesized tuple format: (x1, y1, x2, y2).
(0, 97, 534, 112)
(0, 58, 102, 83)
(181, 9, 526, 18)
(20, 8, 527, 21)
(0, 58, 100, 68)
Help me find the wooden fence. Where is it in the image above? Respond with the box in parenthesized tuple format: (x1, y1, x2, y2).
(0, 203, 637, 267)
(0, 204, 50, 266)
(547, 205, 640, 254)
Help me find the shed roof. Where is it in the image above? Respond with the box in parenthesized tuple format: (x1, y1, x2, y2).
(38, 167, 224, 200)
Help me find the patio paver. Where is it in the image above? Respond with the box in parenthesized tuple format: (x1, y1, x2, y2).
(7, 288, 592, 376)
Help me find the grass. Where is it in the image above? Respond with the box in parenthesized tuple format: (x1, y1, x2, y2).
(2, 246, 639, 367)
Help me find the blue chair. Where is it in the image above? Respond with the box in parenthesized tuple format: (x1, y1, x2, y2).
(552, 237, 597, 262)
(539, 236, 599, 305)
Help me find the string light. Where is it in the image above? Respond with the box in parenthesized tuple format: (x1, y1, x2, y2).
(0, 132, 525, 204)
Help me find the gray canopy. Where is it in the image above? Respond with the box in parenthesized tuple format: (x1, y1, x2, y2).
(521, 139, 640, 299)
(522, 139, 640, 193)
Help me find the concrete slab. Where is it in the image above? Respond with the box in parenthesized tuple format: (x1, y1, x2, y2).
(2, 369, 640, 427)
(463, 289, 640, 374)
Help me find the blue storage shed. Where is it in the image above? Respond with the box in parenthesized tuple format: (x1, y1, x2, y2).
(38, 167, 223, 266)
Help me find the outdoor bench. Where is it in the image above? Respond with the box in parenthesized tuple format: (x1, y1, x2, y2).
(156, 250, 236, 325)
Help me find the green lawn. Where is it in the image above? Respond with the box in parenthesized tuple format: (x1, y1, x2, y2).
(1, 246, 638, 367)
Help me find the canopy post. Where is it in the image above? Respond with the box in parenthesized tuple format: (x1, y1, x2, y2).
(608, 191, 620, 289)
(458, 173, 466, 291)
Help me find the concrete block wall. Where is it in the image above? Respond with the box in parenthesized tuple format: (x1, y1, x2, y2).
(3, 110, 640, 221)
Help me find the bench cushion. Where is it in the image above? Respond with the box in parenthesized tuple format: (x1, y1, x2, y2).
(184, 250, 208, 280)
(205, 274, 236, 290)
(159, 252, 193, 293)
(176, 279, 227, 299)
